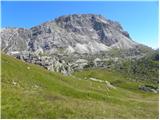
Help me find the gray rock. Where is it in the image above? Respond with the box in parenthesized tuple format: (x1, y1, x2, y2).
(139, 85, 158, 93)
(1, 14, 138, 55)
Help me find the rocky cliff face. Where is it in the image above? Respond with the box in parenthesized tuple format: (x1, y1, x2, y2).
(1, 14, 138, 54)
(1, 14, 152, 74)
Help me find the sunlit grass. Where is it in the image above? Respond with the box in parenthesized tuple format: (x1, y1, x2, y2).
(1, 54, 159, 118)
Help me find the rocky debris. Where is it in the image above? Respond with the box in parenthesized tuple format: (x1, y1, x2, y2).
(139, 85, 158, 93)
(27, 66, 30, 70)
(105, 81, 116, 89)
(32, 84, 39, 89)
(74, 59, 88, 70)
(89, 78, 116, 89)
(12, 80, 17, 86)
(89, 78, 104, 83)
(8, 49, 146, 75)
(93, 58, 107, 67)
(93, 58, 102, 67)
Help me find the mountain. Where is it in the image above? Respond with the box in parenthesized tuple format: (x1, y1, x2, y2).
(1, 14, 137, 53)
(1, 14, 154, 74)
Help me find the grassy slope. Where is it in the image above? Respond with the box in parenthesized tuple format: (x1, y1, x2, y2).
(1, 54, 159, 118)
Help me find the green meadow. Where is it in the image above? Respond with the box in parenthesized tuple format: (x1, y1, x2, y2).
(1, 54, 159, 118)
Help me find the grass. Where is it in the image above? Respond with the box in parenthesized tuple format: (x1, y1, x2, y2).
(1, 54, 159, 118)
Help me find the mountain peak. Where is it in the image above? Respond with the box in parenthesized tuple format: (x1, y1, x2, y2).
(54, 13, 124, 37)
(55, 13, 105, 20)
(54, 14, 108, 27)
(1, 14, 137, 55)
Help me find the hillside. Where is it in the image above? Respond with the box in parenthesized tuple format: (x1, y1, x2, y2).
(112, 49, 159, 84)
(1, 54, 159, 118)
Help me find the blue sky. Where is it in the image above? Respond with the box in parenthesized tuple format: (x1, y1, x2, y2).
(1, 1, 158, 49)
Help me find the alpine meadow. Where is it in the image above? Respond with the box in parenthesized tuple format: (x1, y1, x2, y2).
(1, 1, 159, 119)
